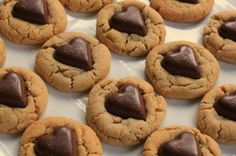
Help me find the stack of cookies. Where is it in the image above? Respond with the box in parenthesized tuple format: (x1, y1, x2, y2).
(0, 0, 235, 155)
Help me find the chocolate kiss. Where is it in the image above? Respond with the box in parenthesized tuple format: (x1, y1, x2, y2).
(158, 132, 201, 156)
(161, 45, 201, 79)
(109, 6, 147, 36)
(177, 0, 199, 4)
(219, 19, 236, 42)
(105, 85, 146, 120)
(214, 92, 236, 121)
(12, 0, 49, 24)
(34, 126, 77, 156)
(0, 72, 27, 108)
(54, 38, 93, 71)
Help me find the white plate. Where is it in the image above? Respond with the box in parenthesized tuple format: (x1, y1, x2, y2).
(0, 0, 236, 155)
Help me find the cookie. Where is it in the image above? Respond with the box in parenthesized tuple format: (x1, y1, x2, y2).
(203, 11, 236, 64)
(86, 77, 167, 147)
(151, 0, 214, 23)
(0, 0, 67, 45)
(197, 84, 236, 144)
(0, 67, 48, 134)
(19, 117, 102, 156)
(143, 125, 221, 156)
(0, 37, 6, 66)
(96, 0, 166, 56)
(35, 32, 111, 92)
(59, 0, 112, 13)
(145, 41, 220, 99)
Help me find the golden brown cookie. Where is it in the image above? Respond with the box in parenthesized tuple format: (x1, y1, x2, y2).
(151, 0, 214, 23)
(86, 77, 167, 147)
(0, 67, 48, 134)
(19, 117, 102, 156)
(59, 0, 112, 13)
(197, 84, 236, 144)
(0, 0, 67, 45)
(96, 0, 166, 56)
(35, 32, 111, 92)
(203, 11, 236, 64)
(145, 41, 220, 99)
(143, 125, 221, 156)
(0, 37, 6, 66)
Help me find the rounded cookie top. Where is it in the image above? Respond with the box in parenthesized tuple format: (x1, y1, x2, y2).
(96, 0, 166, 56)
(86, 77, 167, 147)
(59, 0, 112, 13)
(0, 37, 7, 66)
(19, 117, 102, 156)
(143, 125, 221, 156)
(0, 67, 48, 134)
(151, 0, 214, 23)
(197, 84, 236, 144)
(203, 11, 236, 64)
(145, 41, 220, 99)
(0, 0, 67, 45)
(35, 32, 111, 92)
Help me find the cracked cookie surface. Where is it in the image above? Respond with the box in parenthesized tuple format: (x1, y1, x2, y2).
(35, 32, 111, 92)
(59, 0, 112, 13)
(203, 11, 236, 64)
(197, 84, 236, 144)
(96, 0, 166, 56)
(19, 117, 102, 156)
(86, 77, 167, 147)
(0, 67, 48, 134)
(143, 125, 221, 156)
(0, 0, 67, 45)
(151, 0, 214, 23)
(145, 41, 220, 99)
(0, 37, 6, 66)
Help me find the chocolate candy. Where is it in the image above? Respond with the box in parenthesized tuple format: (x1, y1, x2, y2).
(219, 19, 236, 42)
(158, 132, 201, 156)
(34, 126, 77, 156)
(54, 38, 93, 71)
(214, 92, 236, 121)
(0, 72, 27, 108)
(12, 0, 49, 25)
(105, 85, 146, 120)
(109, 6, 147, 36)
(177, 0, 199, 4)
(161, 45, 201, 79)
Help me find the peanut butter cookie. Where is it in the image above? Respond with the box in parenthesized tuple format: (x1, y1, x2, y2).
(35, 32, 111, 92)
(145, 41, 220, 99)
(86, 77, 167, 147)
(0, 37, 6, 66)
(0, 67, 48, 134)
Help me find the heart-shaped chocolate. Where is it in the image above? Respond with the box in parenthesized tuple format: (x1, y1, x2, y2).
(54, 38, 93, 71)
(214, 92, 236, 121)
(109, 6, 147, 36)
(219, 19, 236, 42)
(158, 132, 201, 156)
(34, 126, 77, 156)
(12, 0, 49, 24)
(161, 45, 201, 79)
(105, 85, 146, 120)
(177, 0, 199, 4)
(0, 72, 27, 108)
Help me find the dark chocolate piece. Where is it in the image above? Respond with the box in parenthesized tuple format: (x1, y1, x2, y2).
(215, 92, 236, 121)
(34, 126, 77, 156)
(54, 38, 93, 71)
(109, 6, 147, 36)
(0, 72, 27, 108)
(219, 19, 236, 42)
(161, 45, 201, 79)
(105, 85, 146, 120)
(158, 132, 201, 156)
(12, 0, 49, 24)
